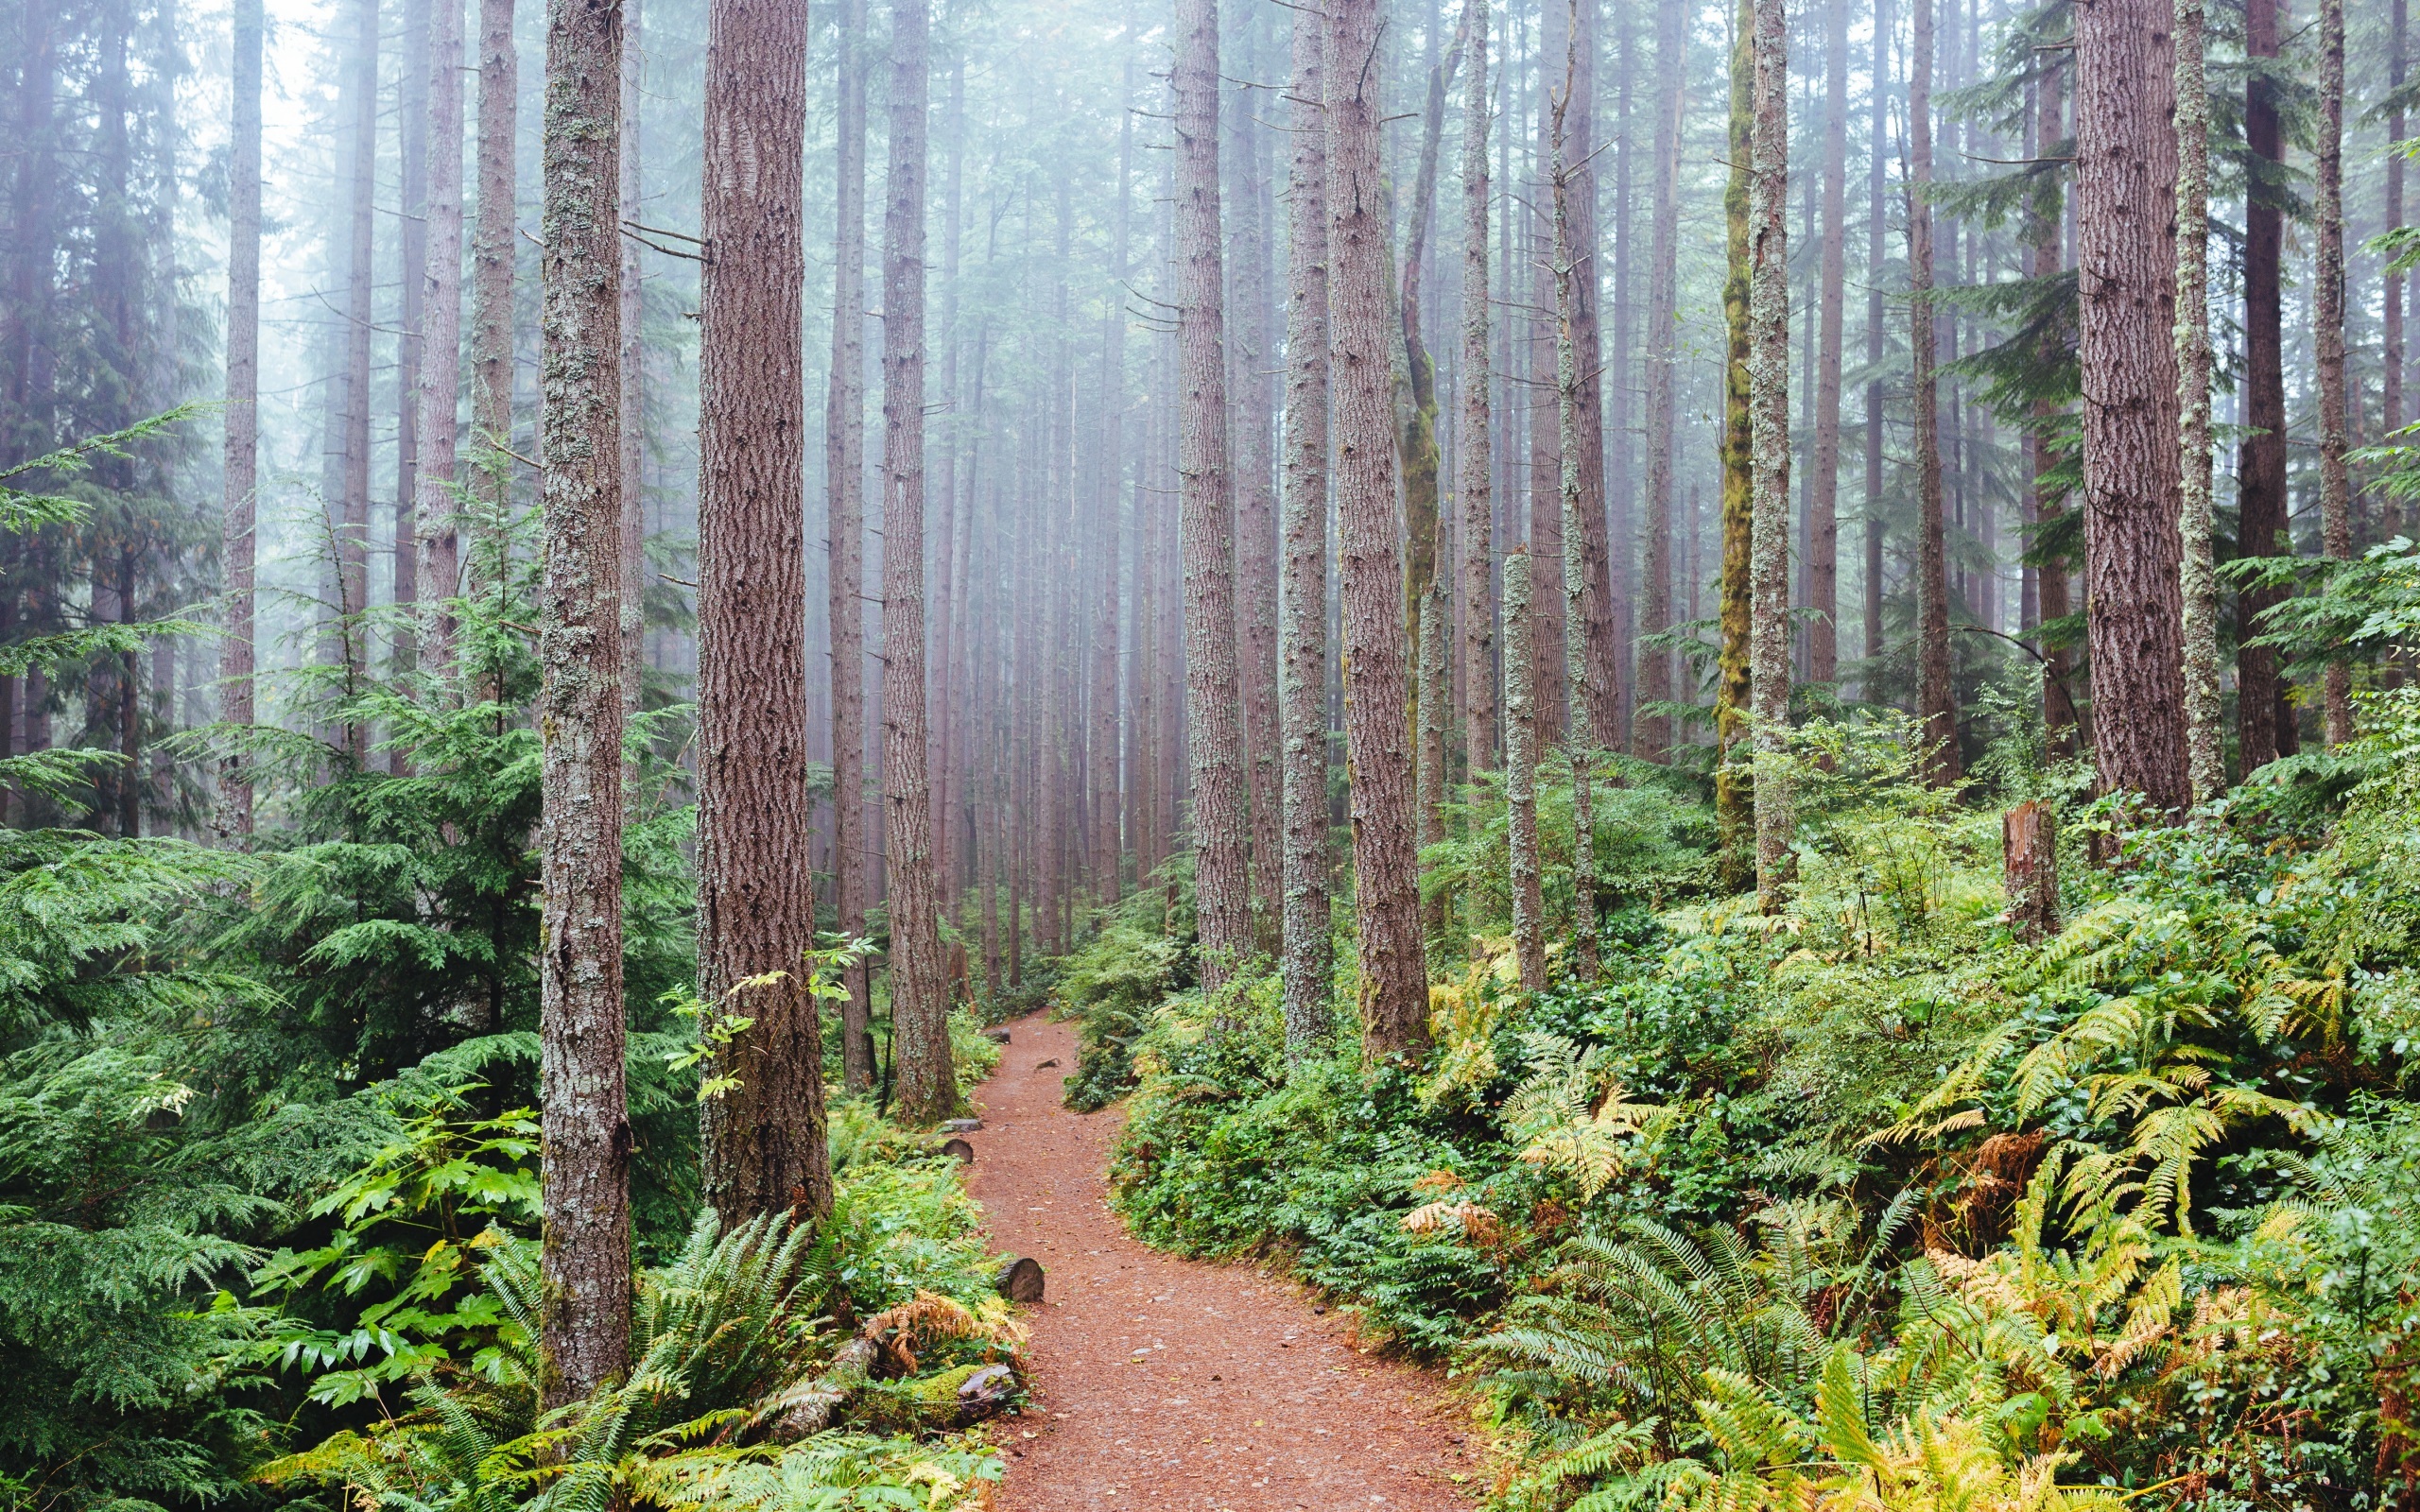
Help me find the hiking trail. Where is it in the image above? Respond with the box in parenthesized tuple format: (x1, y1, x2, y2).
(962, 1012, 1478, 1511)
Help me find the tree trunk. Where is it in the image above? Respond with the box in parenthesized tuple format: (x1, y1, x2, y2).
(1502, 547, 1547, 993)
(1550, 81, 1600, 978)
(2316, 0, 2351, 746)
(1749, 0, 1792, 910)
(2391, 0, 2409, 446)
(395, 0, 428, 714)
(1716, 0, 1754, 885)
(1096, 84, 1132, 907)
(1607, 2, 1634, 749)
(1912, 0, 1955, 783)
(1563, 0, 1618, 749)
(1458, 0, 1495, 780)
(218, 0, 260, 837)
(617, 0, 645, 746)
(1402, 19, 1462, 872)
(470, 0, 517, 616)
(1280, 4, 1333, 1057)
(1863, 0, 1890, 671)
(697, 0, 829, 1221)
(2174, 0, 2223, 801)
(338, 0, 375, 765)
(415, 0, 466, 681)
(1527, 2, 1567, 749)
(2237, 0, 2292, 770)
(1634, 0, 1684, 759)
(1808, 0, 1847, 687)
(535, 0, 628, 1408)
(826, 0, 875, 1092)
(1230, 34, 1283, 942)
(882, 0, 952, 1125)
(2075, 0, 2190, 815)
(2002, 799, 2058, 941)
(2033, 55, 2076, 756)
(1327, 0, 1429, 1057)
(1175, 0, 1253, 993)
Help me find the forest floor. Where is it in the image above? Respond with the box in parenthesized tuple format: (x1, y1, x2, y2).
(965, 1013, 1479, 1511)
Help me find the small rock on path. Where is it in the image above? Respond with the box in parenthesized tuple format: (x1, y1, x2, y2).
(963, 1013, 1478, 1511)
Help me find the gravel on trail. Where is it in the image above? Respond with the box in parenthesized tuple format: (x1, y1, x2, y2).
(963, 1012, 1478, 1511)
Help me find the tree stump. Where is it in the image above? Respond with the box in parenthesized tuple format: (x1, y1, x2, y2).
(2003, 799, 2058, 942)
(994, 1255, 1046, 1303)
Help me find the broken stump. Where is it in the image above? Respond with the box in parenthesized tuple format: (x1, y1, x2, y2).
(2003, 799, 2059, 943)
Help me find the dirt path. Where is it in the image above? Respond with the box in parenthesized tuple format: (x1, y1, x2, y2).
(962, 1013, 1478, 1511)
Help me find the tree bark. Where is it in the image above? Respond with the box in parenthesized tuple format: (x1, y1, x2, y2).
(1458, 0, 1495, 780)
(617, 0, 645, 744)
(1401, 19, 1462, 883)
(471, 0, 517, 615)
(2237, 0, 2293, 770)
(1550, 79, 1599, 978)
(338, 0, 375, 765)
(882, 0, 952, 1125)
(1749, 0, 1791, 910)
(1717, 0, 1754, 885)
(1097, 84, 1133, 907)
(416, 0, 467, 680)
(1502, 547, 1547, 992)
(1634, 0, 1684, 759)
(2075, 0, 2190, 816)
(826, 0, 875, 1092)
(1562, 0, 1618, 749)
(2173, 0, 2224, 801)
(1327, 0, 1429, 1057)
(2033, 55, 2076, 757)
(535, 0, 629, 1408)
(396, 0, 429, 710)
(218, 0, 260, 837)
(1175, 0, 1253, 993)
(1280, 4, 1333, 1057)
(2391, 0, 2409, 446)
(1808, 0, 1847, 687)
(1231, 29, 1283, 941)
(697, 0, 829, 1220)
(2315, 0, 2351, 747)
(1912, 0, 1955, 783)
(1863, 0, 1890, 671)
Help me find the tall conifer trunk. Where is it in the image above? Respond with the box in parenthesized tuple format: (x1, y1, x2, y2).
(617, 0, 645, 740)
(1502, 547, 1547, 991)
(416, 0, 466, 679)
(219, 0, 260, 836)
(2315, 0, 2350, 746)
(1634, 0, 1684, 759)
(1863, 0, 1890, 669)
(1279, 4, 1332, 1056)
(1716, 0, 1754, 883)
(2032, 56, 2076, 754)
(1748, 0, 1791, 907)
(1459, 0, 1495, 776)
(1231, 18, 1283, 940)
(1174, 0, 1253, 993)
(2237, 0, 2293, 770)
(396, 0, 428, 704)
(1808, 0, 1847, 686)
(697, 0, 829, 1217)
(337, 0, 375, 765)
(2075, 0, 2190, 814)
(470, 0, 518, 614)
(882, 0, 953, 1123)
(1327, 0, 1428, 1056)
(826, 0, 875, 1091)
(535, 0, 629, 1409)
(2174, 0, 2224, 800)
(1912, 0, 1955, 782)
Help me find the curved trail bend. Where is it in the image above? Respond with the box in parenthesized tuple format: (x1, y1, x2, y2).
(963, 1013, 1477, 1511)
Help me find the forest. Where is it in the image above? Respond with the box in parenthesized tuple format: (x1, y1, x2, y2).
(5, 0, 2420, 1502)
